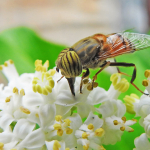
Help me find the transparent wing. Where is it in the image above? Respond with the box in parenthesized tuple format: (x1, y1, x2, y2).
(98, 32, 150, 60)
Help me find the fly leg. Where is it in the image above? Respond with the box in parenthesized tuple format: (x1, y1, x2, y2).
(91, 61, 111, 89)
(80, 68, 90, 93)
(109, 62, 148, 95)
(57, 76, 64, 83)
(114, 59, 131, 77)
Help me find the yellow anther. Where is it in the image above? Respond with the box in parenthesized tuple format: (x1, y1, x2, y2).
(0, 65, 3, 70)
(110, 73, 121, 86)
(11, 149, 17, 150)
(20, 106, 30, 114)
(132, 119, 137, 122)
(55, 115, 62, 122)
(49, 79, 55, 88)
(88, 123, 94, 130)
(42, 66, 46, 72)
(13, 87, 18, 94)
(121, 117, 126, 123)
(87, 84, 93, 91)
(83, 79, 89, 84)
(57, 129, 63, 136)
(41, 72, 45, 81)
(32, 84, 37, 93)
(124, 93, 139, 114)
(53, 124, 62, 130)
(5, 96, 11, 102)
(142, 79, 149, 87)
(95, 128, 105, 137)
(20, 89, 25, 96)
(32, 80, 38, 84)
(9, 59, 14, 64)
(82, 132, 89, 139)
(0, 142, 4, 148)
(47, 76, 53, 80)
(36, 85, 42, 94)
(65, 148, 70, 150)
(145, 70, 150, 78)
(64, 119, 71, 126)
(45, 72, 50, 78)
(128, 127, 134, 132)
(44, 60, 49, 68)
(35, 60, 42, 67)
(53, 140, 61, 150)
(45, 85, 52, 93)
(4, 62, 8, 67)
(131, 93, 139, 99)
(42, 87, 48, 95)
(49, 69, 56, 76)
(35, 113, 39, 118)
(35, 65, 42, 71)
(100, 146, 106, 150)
(83, 145, 89, 150)
(66, 128, 73, 134)
(33, 77, 39, 80)
(113, 120, 118, 125)
(120, 126, 125, 131)
(93, 82, 98, 88)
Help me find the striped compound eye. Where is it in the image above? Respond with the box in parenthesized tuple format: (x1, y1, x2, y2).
(56, 48, 82, 78)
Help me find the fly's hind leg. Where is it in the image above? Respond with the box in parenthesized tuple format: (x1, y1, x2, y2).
(80, 68, 90, 93)
(114, 59, 131, 77)
(109, 62, 149, 95)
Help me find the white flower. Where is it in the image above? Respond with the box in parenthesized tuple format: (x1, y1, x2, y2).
(143, 114, 150, 138)
(134, 133, 150, 150)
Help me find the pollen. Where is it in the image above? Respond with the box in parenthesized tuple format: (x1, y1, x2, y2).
(64, 119, 71, 126)
(13, 87, 18, 94)
(57, 129, 63, 136)
(95, 128, 105, 137)
(20, 89, 25, 96)
(53, 124, 62, 130)
(120, 126, 125, 131)
(55, 115, 62, 122)
(66, 128, 73, 134)
(88, 123, 94, 130)
(0, 142, 4, 149)
(142, 79, 149, 87)
(113, 120, 118, 125)
(53, 140, 61, 150)
(20, 106, 30, 114)
(83, 145, 89, 150)
(144, 70, 150, 78)
(0, 65, 3, 70)
(5, 96, 11, 102)
(82, 132, 89, 139)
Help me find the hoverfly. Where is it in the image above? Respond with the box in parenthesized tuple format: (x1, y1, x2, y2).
(56, 32, 150, 96)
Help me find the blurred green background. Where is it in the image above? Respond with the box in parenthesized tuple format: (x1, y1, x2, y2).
(0, 0, 150, 149)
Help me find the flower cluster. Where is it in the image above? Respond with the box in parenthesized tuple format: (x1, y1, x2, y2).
(0, 60, 138, 150)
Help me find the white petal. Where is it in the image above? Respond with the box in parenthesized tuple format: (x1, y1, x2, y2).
(55, 104, 72, 116)
(39, 104, 56, 128)
(13, 119, 35, 140)
(0, 132, 14, 143)
(84, 111, 103, 129)
(88, 87, 109, 105)
(134, 133, 150, 150)
(45, 140, 65, 150)
(17, 128, 45, 148)
(0, 114, 14, 130)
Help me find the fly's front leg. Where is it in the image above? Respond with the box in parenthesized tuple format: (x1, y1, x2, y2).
(109, 62, 148, 95)
(80, 68, 90, 93)
(91, 61, 111, 89)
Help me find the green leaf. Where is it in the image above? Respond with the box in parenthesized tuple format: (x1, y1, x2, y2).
(0, 27, 66, 74)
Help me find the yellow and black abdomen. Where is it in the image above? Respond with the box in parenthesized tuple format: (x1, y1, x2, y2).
(56, 48, 82, 78)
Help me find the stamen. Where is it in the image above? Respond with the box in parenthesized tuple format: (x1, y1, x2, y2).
(57, 129, 63, 136)
(0, 65, 3, 70)
(66, 128, 73, 134)
(83, 79, 89, 84)
(94, 128, 105, 137)
(83, 145, 89, 150)
(20, 89, 25, 96)
(121, 117, 126, 123)
(88, 123, 94, 130)
(110, 73, 121, 86)
(9, 59, 14, 64)
(5, 96, 11, 102)
(49, 79, 55, 88)
(35, 60, 42, 67)
(113, 120, 118, 125)
(144, 70, 150, 78)
(120, 126, 125, 131)
(82, 132, 89, 139)
(45, 85, 52, 93)
(142, 79, 149, 87)
(65, 148, 70, 150)
(36, 85, 42, 94)
(13, 87, 18, 94)
(20, 106, 30, 114)
(87, 84, 93, 91)
(35, 113, 39, 118)
(64, 119, 71, 126)
(53, 124, 61, 130)
(4, 62, 8, 67)
(93, 82, 98, 88)
(0, 142, 4, 149)
(55, 115, 62, 122)
(53, 140, 61, 150)
(49, 69, 56, 76)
